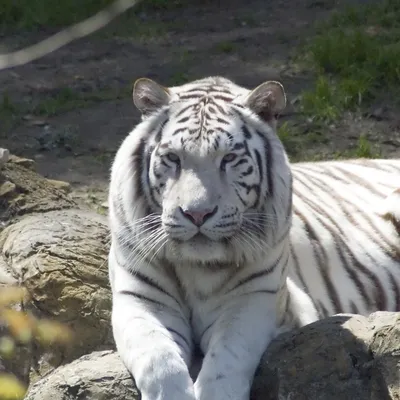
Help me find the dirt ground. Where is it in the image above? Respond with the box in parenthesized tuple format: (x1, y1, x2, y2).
(1, 0, 399, 211)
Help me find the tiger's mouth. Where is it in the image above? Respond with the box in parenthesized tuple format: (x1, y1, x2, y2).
(174, 232, 217, 244)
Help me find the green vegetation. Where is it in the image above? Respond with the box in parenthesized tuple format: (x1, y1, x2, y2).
(0, 94, 19, 134)
(214, 41, 236, 54)
(1, 86, 130, 126)
(335, 135, 381, 159)
(277, 121, 330, 161)
(300, 0, 400, 122)
(0, 0, 185, 33)
(31, 86, 130, 117)
(0, 0, 114, 31)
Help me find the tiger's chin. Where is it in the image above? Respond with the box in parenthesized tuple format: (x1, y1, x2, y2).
(166, 234, 233, 265)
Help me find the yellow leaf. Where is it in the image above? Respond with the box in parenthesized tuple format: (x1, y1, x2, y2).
(34, 319, 73, 346)
(0, 373, 26, 400)
(0, 336, 15, 358)
(0, 287, 28, 308)
(1, 310, 34, 343)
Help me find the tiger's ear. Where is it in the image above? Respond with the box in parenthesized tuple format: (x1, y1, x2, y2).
(133, 78, 171, 116)
(245, 81, 286, 121)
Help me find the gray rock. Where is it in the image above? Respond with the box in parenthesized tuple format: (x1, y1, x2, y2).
(25, 351, 139, 400)
(25, 312, 400, 400)
(0, 209, 112, 384)
(0, 160, 75, 227)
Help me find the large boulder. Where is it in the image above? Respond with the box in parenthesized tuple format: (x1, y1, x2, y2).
(251, 311, 400, 400)
(0, 153, 112, 386)
(25, 312, 400, 400)
(24, 351, 139, 400)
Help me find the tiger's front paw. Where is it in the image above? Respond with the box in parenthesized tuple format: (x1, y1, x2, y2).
(194, 374, 250, 400)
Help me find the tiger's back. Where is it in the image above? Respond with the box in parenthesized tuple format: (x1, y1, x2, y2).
(290, 158, 400, 318)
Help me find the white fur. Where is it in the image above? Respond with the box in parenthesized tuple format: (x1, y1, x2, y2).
(109, 77, 400, 400)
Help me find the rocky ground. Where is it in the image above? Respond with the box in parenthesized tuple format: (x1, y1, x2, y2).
(1, 0, 399, 214)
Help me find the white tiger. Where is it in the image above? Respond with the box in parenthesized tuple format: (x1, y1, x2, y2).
(108, 76, 400, 400)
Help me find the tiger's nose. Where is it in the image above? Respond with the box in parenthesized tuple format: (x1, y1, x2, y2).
(179, 206, 218, 227)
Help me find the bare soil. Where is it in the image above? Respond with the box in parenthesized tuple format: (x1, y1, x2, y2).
(1, 0, 399, 210)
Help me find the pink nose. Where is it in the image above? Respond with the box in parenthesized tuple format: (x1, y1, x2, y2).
(180, 206, 218, 226)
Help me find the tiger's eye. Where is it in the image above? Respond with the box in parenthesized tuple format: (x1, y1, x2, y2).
(166, 153, 180, 163)
(222, 153, 237, 163)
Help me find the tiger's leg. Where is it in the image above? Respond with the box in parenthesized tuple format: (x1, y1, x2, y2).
(110, 250, 196, 400)
(194, 292, 279, 400)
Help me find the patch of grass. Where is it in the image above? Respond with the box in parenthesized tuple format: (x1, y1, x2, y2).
(0, 0, 188, 34)
(168, 72, 190, 86)
(301, 0, 400, 119)
(31, 86, 130, 117)
(277, 121, 329, 161)
(333, 135, 381, 160)
(0, 93, 20, 136)
(0, 0, 114, 31)
(214, 41, 236, 54)
(102, 14, 170, 38)
(136, 0, 185, 12)
(278, 122, 300, 158)
(300, 76, 368, 123)
(354, 135, 380, 158)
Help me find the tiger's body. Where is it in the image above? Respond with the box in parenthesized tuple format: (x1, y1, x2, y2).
(108, 76, 400, 400)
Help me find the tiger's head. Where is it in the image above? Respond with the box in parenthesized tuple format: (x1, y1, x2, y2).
(110, 77, 292, 268)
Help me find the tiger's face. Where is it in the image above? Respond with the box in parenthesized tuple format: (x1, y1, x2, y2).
(111, 77, 292, 267)
(149, 113, 269, 264)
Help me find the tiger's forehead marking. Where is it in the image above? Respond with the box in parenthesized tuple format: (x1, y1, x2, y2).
(153, 78, 251, 157)
(165, 105, 240, 156)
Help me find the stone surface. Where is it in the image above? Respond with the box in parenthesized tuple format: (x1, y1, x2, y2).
(251, 312, 400, 400)
(45, 179, 71, 193)
(0, 155, 112, 387)
(25, 351, 139, 400)
(8, 155, 36, 170)
(0, 162, 75, 227)
(0, 209, 112, 383)
(24, 312, 400, 400)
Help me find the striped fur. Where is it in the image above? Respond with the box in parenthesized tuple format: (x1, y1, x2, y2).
(108, 76, 400, 400)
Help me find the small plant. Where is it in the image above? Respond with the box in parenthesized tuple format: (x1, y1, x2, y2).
(214, 41, 236, 54)
(277, 122, 300, 158)
(354, 135, 380, 158)
(300, 75, 370, 123)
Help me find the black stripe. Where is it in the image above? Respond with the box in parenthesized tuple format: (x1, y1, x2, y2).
(229, 256, 283, 293)
(166, 327, 191, 350)
(334, 166, 384, 197)
(132, 139, 146, 200)
(232, 159, 247, 168)
(350, 301, 359, 314)
(294, 175, 376, 310)
(242, 125, 252, 139)
(295, 209, 343, 314)
(388, 271, 400, 311)
(119, 290, 164, 307)
(134, 271, 182, 308)
(175, 104, 193, 118)
(241, 166, 254, 177)
(303, 171, 400, 262)
(290, 243, 318, 313)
